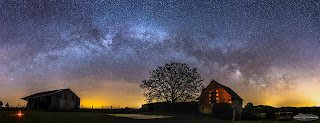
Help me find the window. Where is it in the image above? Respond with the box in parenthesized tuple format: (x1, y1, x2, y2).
(216, 93, 219, 96)
(215, 90, 218, 92)
(208, 90, 212, 104)
(229, 101, 232, 103)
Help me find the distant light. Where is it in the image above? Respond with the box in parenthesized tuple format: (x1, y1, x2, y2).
(17, 110, 24, 117)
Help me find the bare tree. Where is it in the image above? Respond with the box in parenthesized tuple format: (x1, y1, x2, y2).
(140, 62, 204, 103)
(0, 101, 3, 108)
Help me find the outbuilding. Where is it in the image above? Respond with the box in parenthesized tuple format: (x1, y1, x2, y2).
(22, 88, 80, 111)
(198, 80, 243, 120)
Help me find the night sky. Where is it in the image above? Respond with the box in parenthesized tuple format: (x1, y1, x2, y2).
(1, 0, 320, 108)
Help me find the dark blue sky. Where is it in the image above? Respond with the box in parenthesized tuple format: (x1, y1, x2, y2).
(0, 0, 320, 107)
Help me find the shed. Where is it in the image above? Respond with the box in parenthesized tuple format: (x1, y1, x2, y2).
(22, 88, 80, 111)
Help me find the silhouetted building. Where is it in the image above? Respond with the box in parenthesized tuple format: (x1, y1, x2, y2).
(299, 107, 320, 116)
(198, 80, 243, 120)
(242, 103, 277, 120)
(22, 88, 80, 111)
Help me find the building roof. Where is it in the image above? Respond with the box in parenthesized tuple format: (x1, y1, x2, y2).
(21, 88, 79, 100)
(202, 80, 243, 100)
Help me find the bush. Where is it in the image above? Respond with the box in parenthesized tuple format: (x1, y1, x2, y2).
(242, 109, 259, 120)
(212, 103, 233, 120)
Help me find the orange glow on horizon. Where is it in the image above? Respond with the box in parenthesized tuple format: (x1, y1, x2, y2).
(239, 78, 320, 108)
(11, 78, 320, 109)
(79, 94, 145, 109)
(74, 81, 146, 109)
(80, 100, 145, 109)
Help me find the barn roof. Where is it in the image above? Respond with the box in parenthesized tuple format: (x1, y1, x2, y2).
(202, 80, 243, 100)
(21, 88, 79, 100)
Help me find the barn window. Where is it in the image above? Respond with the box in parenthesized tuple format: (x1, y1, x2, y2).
(216, 97, 219, 103)
(209, 94, 212, 104)
(216, 93, 219, 96)
(208, 90, 212, 103)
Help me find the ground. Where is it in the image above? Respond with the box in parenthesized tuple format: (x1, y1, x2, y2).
(0, 110, 319, 123)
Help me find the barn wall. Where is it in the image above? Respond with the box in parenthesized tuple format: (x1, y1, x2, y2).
(27, 100, 37, 110)
(232, 99, 243, 120)
(51, 93, 60, 110)
(50, 90, 80, 111)
(59, 89, 79, 110)
(199, 82, 232, 114)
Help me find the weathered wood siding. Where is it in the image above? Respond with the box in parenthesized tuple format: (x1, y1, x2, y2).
(51, 89, 80, 111)
(231, 99, 242, 120)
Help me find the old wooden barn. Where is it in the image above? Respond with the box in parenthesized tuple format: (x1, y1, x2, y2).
(21, 88, 80, 111)
(198, 80, 243, 120)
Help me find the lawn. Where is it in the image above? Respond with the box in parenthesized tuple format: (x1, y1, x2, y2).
(0, 110, 319, 123)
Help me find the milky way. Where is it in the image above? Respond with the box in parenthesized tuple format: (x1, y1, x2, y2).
(0, 0, 320, 107)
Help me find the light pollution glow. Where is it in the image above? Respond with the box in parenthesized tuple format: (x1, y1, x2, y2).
(12, 76, 320, 108)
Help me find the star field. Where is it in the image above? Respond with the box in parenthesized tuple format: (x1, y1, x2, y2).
(0, 0, 320, 107)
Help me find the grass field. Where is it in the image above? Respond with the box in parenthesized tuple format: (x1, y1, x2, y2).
(0, 110, 319, 123)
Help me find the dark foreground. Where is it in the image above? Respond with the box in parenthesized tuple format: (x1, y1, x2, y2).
(0, 111, 319, 123)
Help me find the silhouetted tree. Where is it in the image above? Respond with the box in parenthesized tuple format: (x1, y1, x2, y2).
(242, 102, 259, 120)
(0, 101, 3, 108)
(140, 62, 204, 103)
(5, 102, 9, 108)
(245, 102, 254, 109)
